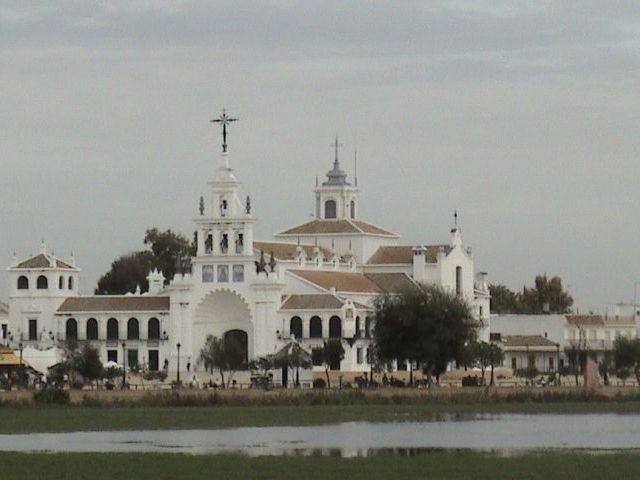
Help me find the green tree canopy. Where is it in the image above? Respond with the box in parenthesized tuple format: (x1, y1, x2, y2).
(488, 275, 573, 315)
(373, 283, 475, 381)
(614, 336, 640, 384)
(96, 228, 196, 294)
(199, 334, 247, 387)
(312, 339, 345, 388)
(519, 274, 573, 314)
(489, 284, 520, 314)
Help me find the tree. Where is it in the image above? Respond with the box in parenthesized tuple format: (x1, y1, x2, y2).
(199, 335, 247, 388)
(96, 228, 196, 294)
(467, 341, 504, 386)
(76, 344, 103, 385)
(489, 285, 520, 314)
(312, 339, 345, 388)
(373, 283, 475, 384)
(143, 228, 196, 277)
(489, 284, 519, 314)
(56, 341, 103, 387)
(614, 336, 640, 385)
(271, 341, 312, 388)
(617, 367, 631, 386)
(518, 275, 573, 314)
(487, 343, 505, 386)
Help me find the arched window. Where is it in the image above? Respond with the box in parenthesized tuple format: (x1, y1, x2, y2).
(289, 316, 303, 339)
(17, 276, 29, 290)
(365, 317, 372, 339)
(324, 200, 337, 219)
(456, 266, 462, 295)
(329, 316, 342, 338)
(355, 316, 361, 337)
(107, 318, 119, 340)
(68, 276, 74, 290)
(350, 200, 356, 219)
(310, 316, 323, 338)
(86, 318, 98, 340)
(65, 318, 78, 340)
(148, 318, 160, 340)
(127, 318, 139, 340)
(58, 276, 64, 290)
(36, 275, 48, 290)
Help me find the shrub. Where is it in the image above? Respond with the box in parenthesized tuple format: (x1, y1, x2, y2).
(33, 389, 70, 405)
(142, 371, 168, 382)
(462, 375, 480, 387)
(313, 378, 326, 389)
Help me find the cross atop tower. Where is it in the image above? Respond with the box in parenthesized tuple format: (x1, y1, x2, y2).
(211, 108, 238, 153)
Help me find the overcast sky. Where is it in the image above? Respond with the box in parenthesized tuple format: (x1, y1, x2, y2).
(1, 1, 639, 311)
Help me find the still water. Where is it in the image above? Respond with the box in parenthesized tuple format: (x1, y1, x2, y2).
(2, 414, 640, 456)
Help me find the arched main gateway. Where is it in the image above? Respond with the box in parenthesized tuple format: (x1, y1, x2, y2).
(193, 290, 253, 366)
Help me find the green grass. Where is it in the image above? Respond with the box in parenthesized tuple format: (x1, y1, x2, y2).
(0, 451, 637, 479)
(2, 401, 640, 434)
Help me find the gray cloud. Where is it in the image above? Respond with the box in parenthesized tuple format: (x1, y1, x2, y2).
(1, 1, 640, 310)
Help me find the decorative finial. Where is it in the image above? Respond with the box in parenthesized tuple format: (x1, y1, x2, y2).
(354, 148, 358, 187)
(315, 175, 318, 187)
(199, 196, 204, 216)
(245, 195, 251, 214)
(210, 108, 238, 154)
(454, 210, 458, 227)
(332, 136, 343, 168)
(40, 240, 46, 255)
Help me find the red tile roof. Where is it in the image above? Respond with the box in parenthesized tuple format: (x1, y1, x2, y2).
(280, 294, 345, 310)
(289, 270, 382, 293)
(15, 253, 75, 270)
(502, 335, 559, 348)
(57, 296, 169, 313)
(277, 219, 397, 237)
(288, 270, 414, 294)
(253, 241, 331, 260)
(366, 245, 450, 264)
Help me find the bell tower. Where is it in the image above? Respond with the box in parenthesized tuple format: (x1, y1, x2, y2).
(192, 110, 255, 285)
(314, 137, 359, 220)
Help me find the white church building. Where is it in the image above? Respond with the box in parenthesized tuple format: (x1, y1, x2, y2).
(2, 114, 490, 378)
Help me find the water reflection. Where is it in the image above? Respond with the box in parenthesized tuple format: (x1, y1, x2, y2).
(1, 414, 640, 456)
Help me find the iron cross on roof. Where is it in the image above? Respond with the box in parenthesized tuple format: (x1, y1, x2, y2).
(211, 108, 238, 153)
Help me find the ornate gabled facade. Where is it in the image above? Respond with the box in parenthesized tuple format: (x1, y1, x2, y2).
(2, 115, 490, 381)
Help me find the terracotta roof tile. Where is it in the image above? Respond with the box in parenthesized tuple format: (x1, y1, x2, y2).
(15, 253, 75, 270)
(502, 335, 559, 347)
(366, 245, 450, 264)
(277, 219, 397, 237)
(364, 273, 416, 293)
(57, 296, 169, 313)
(253, 241, 331, 260)
(565, 315, 604, 327)
(289, 270, 382, 293)
(280, 294, 345, 310)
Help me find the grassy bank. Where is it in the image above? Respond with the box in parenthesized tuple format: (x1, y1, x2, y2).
(1, 400, 640, 434)
(0, 451, 637, 479)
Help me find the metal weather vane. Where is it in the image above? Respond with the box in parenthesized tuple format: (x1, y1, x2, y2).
(211, 108, 238, 153)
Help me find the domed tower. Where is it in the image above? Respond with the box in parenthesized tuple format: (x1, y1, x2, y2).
(314, 137, 359, 220)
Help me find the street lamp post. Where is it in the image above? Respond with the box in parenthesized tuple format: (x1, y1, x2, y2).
(176, 343, 181, 385)
(121, 341, 126, 389)
(18, 342, 23, 389)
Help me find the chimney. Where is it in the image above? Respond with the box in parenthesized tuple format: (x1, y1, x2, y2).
(412, 245, 426, 282)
